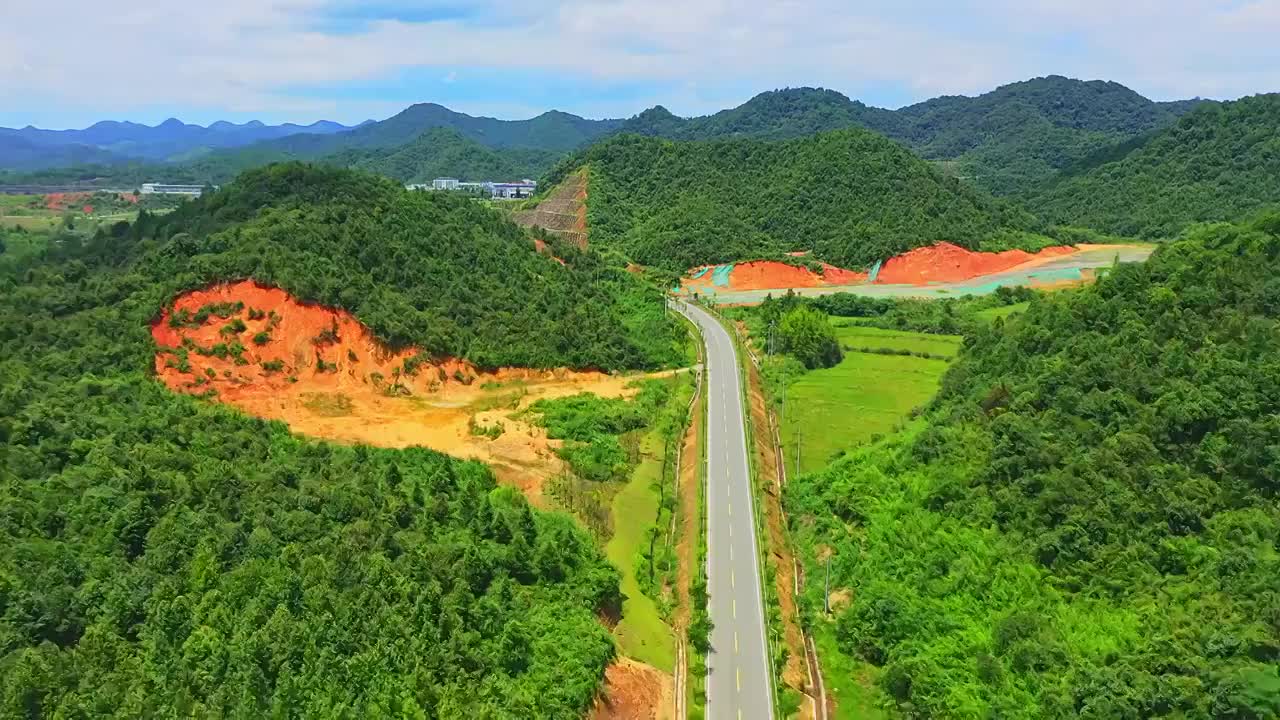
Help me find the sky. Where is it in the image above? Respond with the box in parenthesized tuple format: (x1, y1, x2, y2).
(1, 0, 1277, 129)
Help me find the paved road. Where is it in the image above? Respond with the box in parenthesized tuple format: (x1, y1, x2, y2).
(674, 299, 774, 720)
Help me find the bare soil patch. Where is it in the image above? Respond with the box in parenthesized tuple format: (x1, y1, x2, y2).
(591, 658, 674, 720)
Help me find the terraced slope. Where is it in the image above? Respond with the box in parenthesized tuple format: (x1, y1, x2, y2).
(512, 168, 589, 249)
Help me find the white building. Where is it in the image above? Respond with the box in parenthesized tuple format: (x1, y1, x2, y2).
(432, 177, 460, 191)
(489, 181, 537, 199)
(140, 183, 207, 196)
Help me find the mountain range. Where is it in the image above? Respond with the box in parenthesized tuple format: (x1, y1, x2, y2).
(0, 117, 370, 170)
(1, 76, 1205, 185)
(10, 76, 1280, 243)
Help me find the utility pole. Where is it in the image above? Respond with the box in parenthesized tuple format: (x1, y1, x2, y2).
(795, 426, 802, 479)
(823, 555, 832, 614)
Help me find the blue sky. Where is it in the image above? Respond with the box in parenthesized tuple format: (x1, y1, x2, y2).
(0, 0, 1277, 129)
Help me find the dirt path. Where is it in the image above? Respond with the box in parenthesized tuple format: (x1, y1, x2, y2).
(745, 358, 810, 697)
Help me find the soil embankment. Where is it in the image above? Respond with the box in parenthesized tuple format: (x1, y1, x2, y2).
(512, 168, 589, 249)
(151, 280, 656, 503)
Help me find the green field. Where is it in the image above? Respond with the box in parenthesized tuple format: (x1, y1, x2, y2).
(778, 328, 959, 475)
(832, 323, 963, 358)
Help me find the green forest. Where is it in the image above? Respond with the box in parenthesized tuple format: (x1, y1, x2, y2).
(0, 163, 694, 716)
(614, 78, 1203, 197)
(1027, 94, 1280, 238)
(546, 130, 1043, 271)
(782, 215, 1280, 717)
(134, 163, 683, 369)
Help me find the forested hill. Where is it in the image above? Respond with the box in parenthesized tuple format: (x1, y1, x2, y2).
(787, 214, 1280, 716)
(329, 128, 560, 183)
(892, 76, 1208, 194)
(617, 88, 906, 141)
(149, 164, 683, 369)
(0, 164, 634, 716)
(1025, 93, 1280, 238)
(613, 77, 1206, 195)
(547, 129, 1042, 271)
(198, 104, 621, 172)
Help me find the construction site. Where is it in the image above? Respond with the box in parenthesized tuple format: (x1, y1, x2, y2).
(678, 242, 1155, 304)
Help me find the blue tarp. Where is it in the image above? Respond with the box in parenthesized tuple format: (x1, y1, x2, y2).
(868, 259, 883, 283)
(711, 264, 734, 287)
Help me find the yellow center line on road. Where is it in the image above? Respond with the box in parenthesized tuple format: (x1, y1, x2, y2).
(737, 668, 742, 691)
(735, 632, 739, 653)
(733, 598, 737, 618)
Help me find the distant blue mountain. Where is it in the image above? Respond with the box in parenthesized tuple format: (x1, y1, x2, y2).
(0, 117, 371, 169)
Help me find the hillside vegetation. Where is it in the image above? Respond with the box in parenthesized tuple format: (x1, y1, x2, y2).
(0, 164, 685, 716)
(615, 77, 1204, 195)
(894, 76, 1204, 194)
(548, 130, 1041, 270)
(786, 215, 1280, 717)
(1027, 94, 1280, 238)
(331, 128, 559, 183)
(618, 88, 905, 141)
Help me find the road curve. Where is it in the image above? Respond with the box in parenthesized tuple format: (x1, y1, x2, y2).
(673, 299, 774, 720)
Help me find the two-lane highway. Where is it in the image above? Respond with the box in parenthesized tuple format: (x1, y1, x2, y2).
(674, 299, 773, 720)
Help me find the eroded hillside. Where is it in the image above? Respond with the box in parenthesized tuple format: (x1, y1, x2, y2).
(152, 280, 666, 502)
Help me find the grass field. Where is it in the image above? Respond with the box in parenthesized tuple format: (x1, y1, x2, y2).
(832, 323, 963, 358)
(779, 328, 959, 475)
(607, 425, 677, 671)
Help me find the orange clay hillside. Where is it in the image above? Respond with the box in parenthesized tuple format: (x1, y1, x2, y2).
(152, 280, 669, 503)
(681, 241, 1123, 295)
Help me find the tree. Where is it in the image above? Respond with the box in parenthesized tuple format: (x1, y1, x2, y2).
(778, 306, 842, 369)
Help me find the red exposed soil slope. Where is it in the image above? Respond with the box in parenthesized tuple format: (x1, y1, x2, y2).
(151, 280, 669, 502)
(681, 260, 868, 294)
(43, 192, 92, 211)
(151, 280, 445, 400)
(729, 261, 867, 291)
(874, 242, 1074, 285)
(680, 243, 1082, 295)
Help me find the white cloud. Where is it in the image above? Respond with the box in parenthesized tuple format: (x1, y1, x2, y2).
(0, 0, 1276, 126)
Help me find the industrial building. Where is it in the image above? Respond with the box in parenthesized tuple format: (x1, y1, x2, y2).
(140, 183, 208, 196)
(411, 178, 538, 199)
